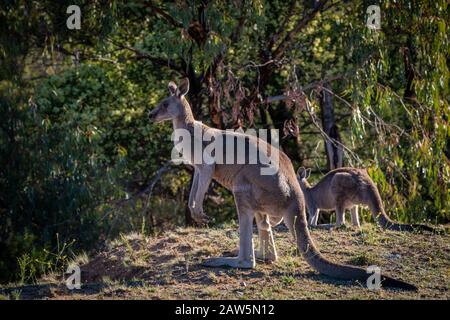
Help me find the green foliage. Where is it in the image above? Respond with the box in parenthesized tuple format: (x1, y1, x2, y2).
(34, 63, 172, 177)
(348, 0, 450, 222)
(0, 80, 125, 282)
(17, 234, 75, 284)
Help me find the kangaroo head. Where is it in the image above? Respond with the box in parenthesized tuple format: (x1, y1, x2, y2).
(296, 167, 312, 192)
(148, 78, 190, 123)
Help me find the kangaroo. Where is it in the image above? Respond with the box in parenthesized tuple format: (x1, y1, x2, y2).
(297, 167, 435, 232)
(148, 78, 416, 290)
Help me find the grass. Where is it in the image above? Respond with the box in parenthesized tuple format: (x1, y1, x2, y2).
(0, 223, 449, 300)
(349, 252, 379, 266)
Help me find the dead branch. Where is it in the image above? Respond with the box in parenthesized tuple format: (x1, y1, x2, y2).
(116, 160, 175, 207)
(304, 96, 363, 166)
(264, 75, 343, 103)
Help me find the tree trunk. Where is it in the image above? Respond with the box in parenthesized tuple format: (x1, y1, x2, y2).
(403, 35, 417, 104)
(318, 84, 343, 225)
(320, 84, 343, 170)
(207, 73, 224, 129)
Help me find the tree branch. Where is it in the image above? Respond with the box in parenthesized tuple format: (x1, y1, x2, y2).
(116, 160, 175, 207)
(143, 1, 183, 28)
(107, 39, 185, 74)
(271, 0, 328, 60)
(264, 75, 343, 103)
(231, 0, 248, 42)
(268, 0, 298, 51)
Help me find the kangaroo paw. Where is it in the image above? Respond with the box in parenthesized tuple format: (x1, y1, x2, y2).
(202, 257, 255, 269)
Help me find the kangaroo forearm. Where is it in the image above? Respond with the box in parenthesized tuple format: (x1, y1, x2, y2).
(189, 165, 214, 222)
(188, 170, 200, 208)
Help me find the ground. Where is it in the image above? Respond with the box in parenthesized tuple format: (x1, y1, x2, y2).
(1, 223, 449, 300)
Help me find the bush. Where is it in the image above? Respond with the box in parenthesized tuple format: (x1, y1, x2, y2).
(0, 87, 124, 282)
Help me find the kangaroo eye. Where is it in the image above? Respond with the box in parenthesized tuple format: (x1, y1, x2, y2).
(163, 102, 168, 108)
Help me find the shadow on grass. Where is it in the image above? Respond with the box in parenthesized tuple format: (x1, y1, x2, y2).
(0, 280, 148, 300)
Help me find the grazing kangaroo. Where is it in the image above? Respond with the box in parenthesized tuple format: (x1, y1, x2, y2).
(297, 167, 435, 232)
(148, 78, 416, 290)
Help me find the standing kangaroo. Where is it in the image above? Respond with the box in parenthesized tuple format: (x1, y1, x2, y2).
(148, 78, 416, 290)
(297, 167, 435, 232)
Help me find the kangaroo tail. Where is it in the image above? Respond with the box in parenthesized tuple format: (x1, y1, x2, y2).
(367, 186, 436, 233)
(290, 198, 417, 291)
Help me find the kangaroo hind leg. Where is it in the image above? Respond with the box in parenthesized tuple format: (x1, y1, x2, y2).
(308, 206, 320, 227)
(350, 206, 360, 228)
(202, 191, 255, 269)
(255, 213, 278, 263)
(335, 204, 346, 227)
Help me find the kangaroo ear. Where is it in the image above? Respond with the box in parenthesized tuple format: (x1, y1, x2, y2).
(177, 78, 190, 97)
(306, 168, 312, 179)
(168, 81, 178, 96)
(297, 167, 305, 178)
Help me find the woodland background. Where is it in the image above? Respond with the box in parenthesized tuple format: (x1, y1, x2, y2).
(0, 0, 448, 283)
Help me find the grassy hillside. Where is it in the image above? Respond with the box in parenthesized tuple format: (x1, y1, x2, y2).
(1, 224, 449, 300)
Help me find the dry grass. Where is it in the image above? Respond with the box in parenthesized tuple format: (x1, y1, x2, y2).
(1, 223, 449, 300)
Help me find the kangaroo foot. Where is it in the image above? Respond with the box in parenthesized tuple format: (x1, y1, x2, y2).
(202, 257, 255, 269)
(334, 224, 349, 230)
(222, 248, 239, 256)
(223, 248, 276, 263)
(352, 222, 362, 229)
(310, 223, 350, 231)
(255, 250, 277, 263)
(310, 223, 336, 230)
(349, 224, 361, 231)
